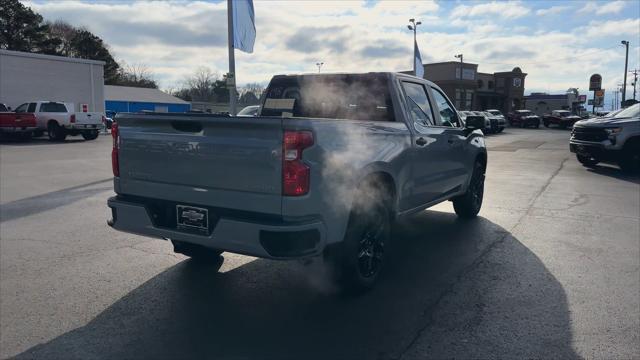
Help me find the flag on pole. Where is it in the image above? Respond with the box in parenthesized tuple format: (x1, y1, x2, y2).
(414, 40, 424, 78)
(232, 0, 256, 53)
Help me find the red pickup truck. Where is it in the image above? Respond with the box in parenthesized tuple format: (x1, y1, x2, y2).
(542, 110, 581, 129)
(0, 103, 37, 139)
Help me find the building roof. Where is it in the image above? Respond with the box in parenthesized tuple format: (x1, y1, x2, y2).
(0, 49, 105, 66)
(105, 85, 189, 104)
(524, 94, 568, 100)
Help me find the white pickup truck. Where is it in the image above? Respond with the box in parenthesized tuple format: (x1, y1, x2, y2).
(13, 101, 104, 141)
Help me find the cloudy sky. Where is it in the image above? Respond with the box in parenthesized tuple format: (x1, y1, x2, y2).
(25, 0, 640, 106)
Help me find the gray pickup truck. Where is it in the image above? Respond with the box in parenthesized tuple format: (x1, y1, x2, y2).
(107, 72, 487, 292)
(570, 103, 640, 173)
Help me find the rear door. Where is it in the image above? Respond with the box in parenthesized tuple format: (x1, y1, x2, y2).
(117, 114, 284, 215)
(400, 80, 452, 207)
(428, 86, 469, 192)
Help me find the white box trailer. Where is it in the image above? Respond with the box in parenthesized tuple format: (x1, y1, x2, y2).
(0, 49, 105, 113)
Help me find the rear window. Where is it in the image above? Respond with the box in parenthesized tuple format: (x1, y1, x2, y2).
(262, 74, 395, 122)
(40, 102, 68, 112)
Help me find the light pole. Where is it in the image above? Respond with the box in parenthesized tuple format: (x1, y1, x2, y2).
(621, 40, 629, 104)
(407, 18, 421, 76)
(455, 53, 463, 64)
(316, 62, 324, 73)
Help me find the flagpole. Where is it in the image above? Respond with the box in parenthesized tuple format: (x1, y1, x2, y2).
(408, 19, 421, 77)
(227, 0, 237, 115)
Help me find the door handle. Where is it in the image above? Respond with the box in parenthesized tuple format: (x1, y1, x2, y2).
(416, 137, 427, 146)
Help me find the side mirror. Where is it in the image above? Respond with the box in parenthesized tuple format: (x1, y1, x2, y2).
(465, 115, 485, 130)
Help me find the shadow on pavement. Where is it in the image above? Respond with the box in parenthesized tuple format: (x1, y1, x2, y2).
(13, 210, 578, 359)
(585, 165, 640, 184)
(0, 179, 112, 222)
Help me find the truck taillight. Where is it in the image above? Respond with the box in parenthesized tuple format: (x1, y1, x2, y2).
(70, 114, 76, 123)
(111, 122, 119, 177)
(283, 131, 313, 196)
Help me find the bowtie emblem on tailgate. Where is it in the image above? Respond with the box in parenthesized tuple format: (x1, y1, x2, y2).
(182, 210, 204, 222)
(176, 205, 209, 231)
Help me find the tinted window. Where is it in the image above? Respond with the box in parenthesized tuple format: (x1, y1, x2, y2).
(401, 81, 434, 125)
(14, 103, 28, 113)
(430, 87, 461, 127)
(0, 104, 7, 112)
(40, 102, 67, 112)
(262, 74, 395, 122)
(27, 103, 37, 113)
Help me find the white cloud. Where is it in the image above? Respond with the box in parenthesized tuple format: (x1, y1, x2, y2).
(579, 1, 626, 15)
(580, 18, 640, 38)
(21, 0, 640, 99)
(535, 5, 570, 16)
(451, 1, 530, 18)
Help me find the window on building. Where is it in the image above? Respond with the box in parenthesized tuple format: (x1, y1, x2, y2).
(477, 80, 484, 89)
(488, 81, 494, 89)
(513, 78, 522, 87)
(465, 91, 473, 110)
(455, 88, 463, 109)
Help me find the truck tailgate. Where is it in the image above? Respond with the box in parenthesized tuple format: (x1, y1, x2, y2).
(116, 114, 283, 215)
(74, 112, 102, 125)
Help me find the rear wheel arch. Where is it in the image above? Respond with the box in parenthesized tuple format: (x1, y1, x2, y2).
(359, 172, 396, 216)
(47, 119, 59, 128)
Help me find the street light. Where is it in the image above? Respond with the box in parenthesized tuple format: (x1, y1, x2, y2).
(316, 62, 324, 73)
(621, 40, 629, 104)
(408, 18, 421, 76)
(454, 54, 463, 64)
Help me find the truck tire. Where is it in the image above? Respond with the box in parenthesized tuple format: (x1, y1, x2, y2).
(453, 160, 485, 219)
(332, 191, 391, 294)
(171, 240, 222, 260)
(619, 140, 640, 173)
(82, 130, 99, 140)
(48, 122, 66, 142)
(576, 154, 598, 167)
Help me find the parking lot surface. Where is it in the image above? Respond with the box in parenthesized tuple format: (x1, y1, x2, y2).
(1, 128, 639, 359)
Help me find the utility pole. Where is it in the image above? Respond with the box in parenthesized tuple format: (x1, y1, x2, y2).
(316, 62, 324, 73)
(407, 18, 421, 76)
(621, 40, 629, 104)
(630, 69, 639, 101)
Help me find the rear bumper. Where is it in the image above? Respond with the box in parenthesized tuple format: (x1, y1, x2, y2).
(65, 124, 101, 130)
(107, 196, 326, 259)
(0, 126, 37, 133)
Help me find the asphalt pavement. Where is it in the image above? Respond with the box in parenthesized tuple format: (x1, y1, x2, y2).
(0, 128, 638, 359)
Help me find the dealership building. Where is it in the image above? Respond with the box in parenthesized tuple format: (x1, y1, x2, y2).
(409, 61, 527, 114)
(105, 85, 190, 113)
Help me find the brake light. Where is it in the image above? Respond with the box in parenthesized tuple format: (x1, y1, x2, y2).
(111, 122, 119, 177)
(70, 114, 76, 123)
(283, 131, 313, 196)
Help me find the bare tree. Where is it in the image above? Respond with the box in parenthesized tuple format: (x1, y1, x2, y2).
(183, 67, 220, 102)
